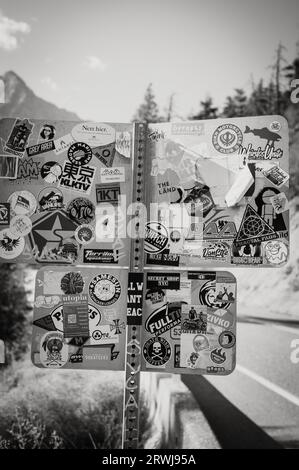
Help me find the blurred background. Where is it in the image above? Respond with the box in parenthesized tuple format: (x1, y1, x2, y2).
(0, 0, 298, 449)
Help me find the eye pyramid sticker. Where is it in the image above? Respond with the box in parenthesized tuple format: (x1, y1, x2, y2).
(234, 204, 278, 247)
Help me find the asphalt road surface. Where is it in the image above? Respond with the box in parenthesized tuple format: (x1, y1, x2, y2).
(183, 316, 299, 449)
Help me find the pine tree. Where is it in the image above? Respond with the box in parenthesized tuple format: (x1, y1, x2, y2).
(189, 96, 218, 120)
(133, 83, 162, 123)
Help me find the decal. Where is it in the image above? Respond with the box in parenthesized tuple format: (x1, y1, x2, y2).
(171, 122, 204, 135)
(145, 288, 165, 304)
(199, 279, 231, 309)
(89, 273, 121, 306)
(83, 248, 117, 263)
(115, 131, 131, 158)
(95, 184, 120, 204)
(26, 140, 55, 157)
(67, 198, 95, 225)
(255, 187, 287, 232)
(58, 161, 96, 195)
(146, 272, 180, 290)
(215, 282, 236, 303)
(212, 123, 243, 154)
(218, 331, 236, 349)
(0, 203, 10, 225)
(53, 133, 76, 155)
(143, 336, 171, 367)
(203, 220, 237, 240)
(127, 272, 144, 325)
(40, 332, 68, 368)
(38, 187, 64, 212)
(0, 229, 25, 259)
(34, 295, 60, 309)
(4, 118, 34, 157)
(202, 241, 230, 261)
(60, 272, 84, 294)
(15, 157, 40, 182)
(264, 240, 288, 265)
(207, 309, 234, 330)
(92, 143, 116, 167)
(62, 293, 90, 338)
(9, 215, 32, 237)
(144, 222, 169, 254)
(234, 204, 278, 247)
(210, 348, 227, 365)
(231, 243, 263, 265)
(75, 225, 95, 245)
(41, 161, 62, 184)
(71, 122, 116, 148)
(174, 344, 181, 368)
(263, 166, 289, 188)
(180, 333, 210, 369)
(67, 142, 92, 166)
(39, 124, 56, 142)
(0, 155, 18, 179)
(99, 167, 125, 183)
(181, 305, 207, 333)
(270, 192, 288, 214)
(145, 302, 181, 335)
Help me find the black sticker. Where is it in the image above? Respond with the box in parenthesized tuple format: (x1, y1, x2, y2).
(95, 184, 120, 204)
(127, 272, 144, 325)
(146, 272, 180, 290)
(234, 204, 278, 247)
(68, 142, 92, 166)
(26, 140, 55, 157)
(60, 272, 84, 295)
(67, 197, 95, 225)
(146, 251, 180, 266)
(0, 203, 10, 225)
(89, 273, 121, 306)
(143, 336, 171, 367)
(145, 302, 181, 335)
(83, 249, 118, 264)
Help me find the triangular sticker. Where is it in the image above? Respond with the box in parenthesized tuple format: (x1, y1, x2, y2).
(235, 204, 278, 247)
(33, 315, 56, 331)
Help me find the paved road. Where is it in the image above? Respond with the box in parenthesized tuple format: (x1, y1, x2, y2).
(205, 317, 299, 448)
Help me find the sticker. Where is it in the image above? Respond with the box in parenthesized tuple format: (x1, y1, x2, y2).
(210, 348, 227, 365)
(83, 248, 117, 263)
(99, 167, 125, 183)
(270, 192, 288, 214)
(171, 122, 205, 135)
(174, 344, 181, 368)
(127, 272, 144, 325)
(71, 122, 116, 147)
(38, 187, 64, 212)
(215, 282, 236, 303)
(67, 198, 95, 225)
(75, 225, 95, 245)
(53, 133, 76, 155)
(9, 215, 32, 237)
(41, 161, 62, 184)
(34, 295, 60, 309)
(8, 190, 37, 217)
(92, 143, 116, 167)
(29, 210, 79, 263)
(26, 140, 55, 157)
(60, 272, 84, 294)
(202, 241, 230, 261)
(181, 305, 207, 333)
(144, 222, 169, 254)
(255, 187, 287, 232)
(145, 302, 181, 335)
(263, 166, 289, 188)
(68, 142, 92, 166)
(0, 203, 10, 225)
(207, 309, 234, 330)
(143, 336, 171, 367)
(180, 333, 210, 369)
(245, 125, 281, 147)
(115, 131, 131, 158)
(234, 204, 278, 247)
(146, 272, 180, 290)
(39, 124, 56, 142)
(89, 273, 121, 306)
(0, 229, 25, 259)
(0, 155, 18, 179)
(89, 325, 119, 346)
(4, 118, 34, 157)
(58, 161, 96, 195)
(231, 243, 263, 265)
(40, 332, 68, 368)
(16, 157, 41, 182)
(212, 123, 243, 154)
(264, 240, 288, 265)
(269, 121, 282, 132)
(199, 279, 231, 309)
(218, 331, 236, 349)
(95, 184, 120, 204)
(62, 294, 89, 338)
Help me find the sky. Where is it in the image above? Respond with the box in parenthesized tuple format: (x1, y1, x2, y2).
(0, 0, 298, 122)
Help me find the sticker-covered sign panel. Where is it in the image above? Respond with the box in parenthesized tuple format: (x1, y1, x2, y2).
(0, 119, 134, 265)
(144, 116, 289, 268)
(141, 270, 237, 375)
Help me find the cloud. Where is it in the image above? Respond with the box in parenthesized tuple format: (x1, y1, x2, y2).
(0, 10, 31, 51)
(41, 76, 59, 91)
(85, 55, 107, 71)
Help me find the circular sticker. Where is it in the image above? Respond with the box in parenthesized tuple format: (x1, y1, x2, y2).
(264, 240, 288, 265)
(219, 331, 236, 349)
(60, 271, 84, 294)
(40, 332, 68, 368)
(92, 330, 102, 341)
(67, 198, 95, 225)
(0, 229, 25, 259)
(38, 187, 64, 212)
(41, 161, 62, 184)
(75, 224, 95, 245)
(269, 121, 281, 132)
(144, 221, 169, 254)
(193, 334, 210, 352)
(8, 190, 37, 217)
(210, 348, 227, 364)
(143, 336, 171, 367)
(89, 274, 121, 306)
(212, 124, 243, 154)
(68, 142, 92, 166)
(10, 215, 32, 237)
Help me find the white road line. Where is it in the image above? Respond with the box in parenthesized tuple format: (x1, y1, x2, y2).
(236, 364, 299, 407)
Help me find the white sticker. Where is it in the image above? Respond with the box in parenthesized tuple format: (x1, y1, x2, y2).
(53, 133, 76, 155)
(115, 131, 131, 158)
(71, 122, 115, 148)
(40, 332, 68, 368)
(10, 215, 32, 237)
(0, 229, 25, 259)
(99, 167, 125, 183)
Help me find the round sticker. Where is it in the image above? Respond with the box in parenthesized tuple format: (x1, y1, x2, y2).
(143, 336, 171, 367)
(269, 121, 281, 132)
(40, 332, 68, 368)
(38, 187, 64, 212)
(10, 215, 32, 237)
(89, 274, 121, 306)
(68, 142, 92, 166)
(71, 122, 116, 147)
(0, 229, 25, 259)
(75, 224, 95, 245)
(264, 240, 288, 265)
(41, 161, 62, 184)
(144, 221, 169, 254)
(218, 331, 236, 349)
(60, 271, 84, 294)
(67, 198, 95, 225)
(212, 124, 243, 154)
(8, 190, 37, 217)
